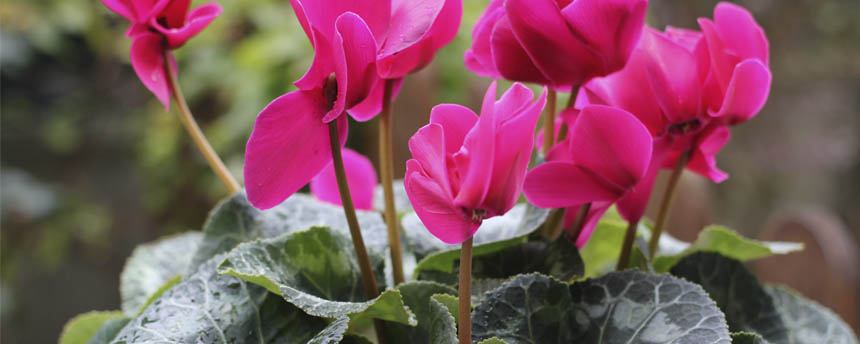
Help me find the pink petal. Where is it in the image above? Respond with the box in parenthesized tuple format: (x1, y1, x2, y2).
(698, 18, 738, 91)
(564, 202, 611, 248)
(429, 104, 479, 155)
(464, 0, 505, 78)
(405, 160, 478, 244)
(347, 77, 404, 122)
(408, 123, 453, 200)
(713, 2, 769, 65)
(687, 125, 730, 183)
(483, 87, 546, 215)
(709, 59, 771, 125)
(132, 0, 161, 22)
(641, 28, 702, 124)
(130, 32, 171, 111)
(151, 2, 222, 49)
(505, 0, 600, 87)
(244, 89, 348, 210)
(310, 148, 378, 211)
(663, 26, 703, 51)
(570, 105, 653, 190)
(323, 12, 381, 123)
(377, 0, 462, 78)
(160, 0, 190, 28)
(523, 161, 623, 209)
(615, 138, 671, 223)
(489, 16, 550, 85)
(452, 83, 497, 209)
(560, 0, 648, 76)
(545, 136, 573, 162)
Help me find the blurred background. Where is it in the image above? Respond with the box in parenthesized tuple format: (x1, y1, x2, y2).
(1, 0, 858, 342)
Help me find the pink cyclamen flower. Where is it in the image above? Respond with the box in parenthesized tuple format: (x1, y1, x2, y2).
(245, 0, 462, 210)
(465, 0, 648, 91)
(101, 0, 223, 110)
(310, 148, 378, 211)
(523, 105, 653, 247)
(405, 82, 546, 244)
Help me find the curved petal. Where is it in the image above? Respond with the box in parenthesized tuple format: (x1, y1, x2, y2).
(310, 148, 378, 210)
(130, 32, 171, 111)
(464, 0, 505, 78)
(160, 0, 190, 28)
(430, 104, 478, 155)
(570, 105, 653, 190)
(615, 138, 671, 222)
(713, 2, 769, 65)
(641, 28, 702, 124)
(698, 18, 738, 91)
(505, 0, 600, 87)
(709, 59, 771, 125)
(452, 83, 497, 208)
(405, 160, 478, 244)
(347, 77, 404, 122)
(523, 161, 623, 209)
(377, 0, 462, 78)
(408, 123, 452, 199)
(151, 2, 222, 49)
(564, 202, 611, 248)
(323, 12, 380, 123)
(687, 125, 730, 183)
(560, 0, 648, 75)
(244, 89, 348, 210)
(489, 16, 550, 85)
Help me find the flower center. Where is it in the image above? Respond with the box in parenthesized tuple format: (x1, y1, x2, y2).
(471, 208, 487, 223)
(323, 74, 338, 111)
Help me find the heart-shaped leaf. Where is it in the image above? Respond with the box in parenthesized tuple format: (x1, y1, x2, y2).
(382, 281, 458, 343)
(217, 227, 415, 327)
(59, 311, 126, 344)
(471, 271, 731, 343)
(731, 332, 769, 344)
(764, 285, 858, 344)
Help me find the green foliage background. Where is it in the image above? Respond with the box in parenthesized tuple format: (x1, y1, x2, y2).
(2, 0, 859, 342)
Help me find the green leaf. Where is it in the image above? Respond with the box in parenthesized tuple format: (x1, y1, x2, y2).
(135, 275, 182, 314)
(578, 218, 629, 277)
(472, 272, 731, 343)
(189, 193, 388, 274)
(731, 332, 770, 344)
(120, 231, 202, 315)
(417, 238, 584, 288)
(382, 281, 458, 343)
(653, 225, 803, 273)
(59, 311, 125, 344)
(307, 317, 350, 344)
(86, 317, 131, 344)
(217, 227, 415, 327)
(112, 253, 329, 343)
(373, 179, 412, 214)
(407, 203, 550, 275)
(432, 293, 460, 323)
(477, 339, 509, 344)
(670, 252, 788, 343)
(765, 285, 859, 344)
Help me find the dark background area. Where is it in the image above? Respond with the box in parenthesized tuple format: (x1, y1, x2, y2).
(2, 0, 858, 342)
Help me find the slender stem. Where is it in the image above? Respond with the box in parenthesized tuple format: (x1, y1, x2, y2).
(540, 208, 565, 239)
(647, 149, 692, 255)
(164, 51, 240, 194)
(379, 79, 405, 285)
(458, 238, 473, 344)
(556, 86, 579, 144)
(566, 203, 591, 242)
(616, 220, 638, 270)
(541, 90, 557, 155)
(328, 121, 386, 341)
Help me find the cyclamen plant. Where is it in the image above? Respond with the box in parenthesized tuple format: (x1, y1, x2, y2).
(61, 1, 858, 344)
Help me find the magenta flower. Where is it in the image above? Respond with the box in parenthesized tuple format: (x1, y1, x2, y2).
(405, 82, 546, 244)
(245, 0, 462, 210)
(464, 0, 648, 90)
(310, 148, 378, 211)
(101, 0, 223, 110)
(523, 105, 653, 247)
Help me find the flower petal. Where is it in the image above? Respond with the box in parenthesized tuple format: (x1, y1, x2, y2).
(464, 0, 505, 78)
(429, 104, 478, 156)
(615, 138, 670, 222)
(564, 202, 611, 248)
(323, 12, 380, 123)
(151, 2, 222, 49)
(560, 0, 648, 75)
(709, 59, 771, 125)
(641, 28, 702, 124)
(523, 161, 623, 209)
(130, 32, 171, 111)
(570, 105, 653, 190)
(347, 77, 404, 122)
(244, 89, 348, 210)
(713, 2, 769, 65)
(405, 160, 478, 244)
(687, 125, 730, 183)
(408, 123, 452, 200)
(452, 82, 497, 209)
(377, 0, 461, 78)
(310, 148, 378, 211)
(489, 16, 550, 85)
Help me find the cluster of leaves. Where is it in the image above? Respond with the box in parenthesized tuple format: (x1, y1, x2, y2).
(60, 186, 857, 344)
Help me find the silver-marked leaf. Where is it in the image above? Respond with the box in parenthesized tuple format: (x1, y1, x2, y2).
(112, 253, 328, 343)
(765, 285, 858, 344)
(217, 227, 415, 327)
(307, 317, 350, 344)
(59, 311, 125, 344)
(407, 203, 550, 275)
(652, 226, 803, 273)
(472, 272, 731, 344)
(373, 179, 412, 214)
(86, 318, 131, 344)
(382, 281, 458, 343)
(670, 252, 788, 343)
(477, 339, 509, 344)
(120, 231, 202, 315)
(731, 332, 770, 344)
(189, 193, 388, 274)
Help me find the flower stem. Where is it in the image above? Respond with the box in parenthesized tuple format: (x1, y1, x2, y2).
(647, 149, 692, 256)
(616, 220, 638, 270)
(379, 79, 405, 286)
(458, 237, 473, 344)
(542, 90, 557, 155)
(328, 121, 386, 341)
(566, 202, 591, 242)
(165, 51, 240, 194)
